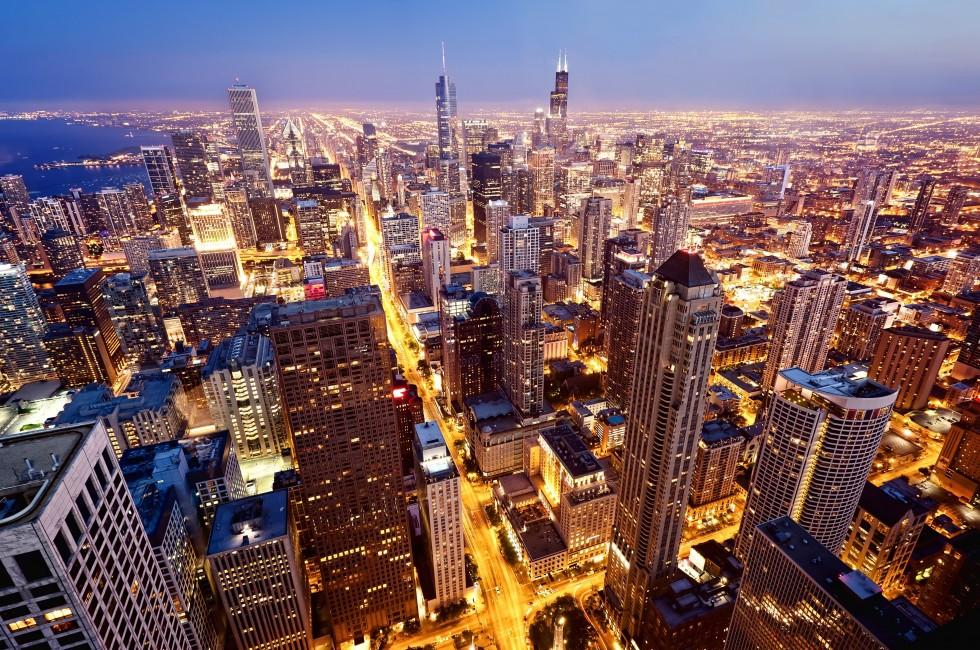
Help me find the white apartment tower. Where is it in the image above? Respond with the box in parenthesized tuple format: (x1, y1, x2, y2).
(498, 214, 541, 285)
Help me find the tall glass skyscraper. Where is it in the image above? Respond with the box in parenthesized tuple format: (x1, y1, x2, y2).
(227, 84, 274, 197)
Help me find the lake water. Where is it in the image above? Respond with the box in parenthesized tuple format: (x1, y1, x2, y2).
(0, 118, 168, 197)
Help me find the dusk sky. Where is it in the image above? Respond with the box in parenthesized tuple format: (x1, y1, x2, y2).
(3, 0, 979, 112)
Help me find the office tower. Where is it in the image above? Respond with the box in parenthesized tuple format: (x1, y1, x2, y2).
(0, 173, 30, 215)
(392, 376, 425, 475)
(689, 420, 745, 508)
(359, 122, 379, 164)
(45, 323, 116, 387)
(156, 192, 192, 244)
(836, 297, 898, 361)
(471, 150, 502, 244)
(735, 367, 897, 560)
(125, 460, 219, 650)
(141, 145, 179, 196)
(484, 199, 511, 263)
(842, 199, 877, 264)
(727, 517, 925, 650)
(935, 403, 980, 502)
(0, 263, 53, 386)
(868, 326, 949, 411)
(503, 165, 535, 215)
(224, 187, 257, 249)
(55, 268, 124, 378)
(529, 146, 556, 212)
(284, 119, 307, 182)
(461, 118, 490, 162)
(96, 187, 147, 236)
(841, 479, 932, 597)
(121, 229, 181, 274)
(249, 196, 286, 245)
(435, 49, 463, 194)
(268, 296, 415, 643)
(421, 227, 451, 302)
(440, 286, 502, 410)
(148, 247, 209, 312)
(603, 269, 651, 411)
(498, 214, 541, 285)
(203, 333, 286, 460)
(761, 269, 847, 391)
(578, 196, 613, 280)
(420, 189, 451, 232)
(104, 272, 166, 365)
(414, 422, 466, 608)
(547, 51, 569, 150)
(942, 250, 980, 294)
(40, 227, 84, 280)
(171, 130, 215, 200)
(786, 220, 812, 258)
(295, 198, 330, 255)
(207, 491, 312, 650)
(647, 195, 691, 269)
(940, 184, 968, 226)
(125, 182, 153, 226)
(502, 270, 546, 418)
(908, 176, 937, 233)
(0, 422, 193, 648)
(604, 251, 721, 642)
(227, 84, 274, 197)
(187, 202, 243, 291)
(600, 231, 649, 324)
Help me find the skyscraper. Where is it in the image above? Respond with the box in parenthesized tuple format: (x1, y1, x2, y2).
(603, 269, 651, 411)
(104, 272, 166, 365)
(908, 176, 937, 233)
(528, 146, 556, 212)
(761, 269, 847, 391)
(547, 50, 569, 151)
(727, 516, 925, 650)
(227, 84, 274, 197)
(421, 227, 451, 303)
(868, 326, 950, 411)
(148, 247, 209, 313)
(0, 262, 53, 387)
(54, 267, 125, 381)
(942, 250, 980, 294)
(268, 296, 415, 643)
(471, 150, 502, 244)
(498, 214, 541, 283)
(605, 251, 722, 643)
(249, 197, 286, 245)
(940, 184, 968, 226)
(440, 287, 502, 411)
(502, 270, 546, 418)
(0, 422, 194, 648)
(835, 297, 898, 362)
(224, 187, 257, 249)
(171, 130, 215, 200)
(203, 332, 286, 460)
(141, 145, 179, 196)
(735, 366, 897, 560)
(40, 227, 84, 280)
(648, 194, 691, 269)
(578, 196, 613, 280)
(484, 199, 511, 264)
(435, 47, 463, 194)
(842, 199, 877, 264)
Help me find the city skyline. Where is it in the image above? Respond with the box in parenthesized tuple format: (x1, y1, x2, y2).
(4, 1, 980, 111)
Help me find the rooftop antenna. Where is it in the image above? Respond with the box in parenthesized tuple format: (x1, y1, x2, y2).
(441, 42, 447, 76)
(557, 50, 562, 73)
(563, 49, 568, 73)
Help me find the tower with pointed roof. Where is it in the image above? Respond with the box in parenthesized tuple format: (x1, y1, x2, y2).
(603, 250, 722, 644)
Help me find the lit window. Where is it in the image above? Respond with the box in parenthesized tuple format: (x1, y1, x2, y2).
(8, 617, 37, 631)
(44, 608, 73, 622)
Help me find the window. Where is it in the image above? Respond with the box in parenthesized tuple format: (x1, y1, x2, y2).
(0, 563, 12, 590)
(14, 552, 51, 583)
(6, 616, 36, 631)
(54, 531, 73, 564)
(75, 495, 91, 524)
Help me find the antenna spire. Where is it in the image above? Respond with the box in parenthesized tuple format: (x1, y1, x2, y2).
(563, 49, 568, 72)
(441, 42, 447, 75)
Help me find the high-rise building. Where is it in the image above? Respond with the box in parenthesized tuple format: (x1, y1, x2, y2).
(40, 227, 84, 280)
(104, 272, 166, 365)
(852, 167, 896, 208)
(97, 187, 150, 236)
(121, 229, 182, 275)
(268, 296, 415, 643)
(786, 220, 812, 258)
(934, 402, 980, 503)
(54, 267, 124, 379)
(761, 269, 847, 391)
(648, 194, 691, 269)
(727, 516, 926, 650)
(842, 199, 877, 264)
(148, 247, 209, 313)
(155, 193, 192, 244)
(498, 214, 541, 284)
(44, 323, 116, 387)
(435, 51, 463, 194)
(420, 190, 451, 232)
(908, 176, 937, 233)
(735, 366, 897, 560)
(171, 130, 215, 200)
(440, 286, 502, 411)
(940, 184, 968, 226)
(605, 251, 722, 643)
(471, 151, 502, 244)
(413, 421, 466, 609)
(484, 199, 511, 263)
(841, 479, 932, 597)
(529, 146, 556, 212)
(141, 145, 179, 196)
(0, 262, 53, 386)
(207, 491, 312, 650)
(868, 326, 950, 411)
(227, 84, 274, 197)
(0, 422, 193, 648)
(835, 297, 898, 361)
(547, 51, 569, 151)
(462, 118, 493, 163)
(689, 420, 745, 508)
(421, 227, 451, 303)
(942, 250, 980, 294)
(502, 270, 546, 418)
(224, 187, 257, 249)
(578, 196, 613, 280)
(203, 333, 286, 460)
(604, 269, 651, 411)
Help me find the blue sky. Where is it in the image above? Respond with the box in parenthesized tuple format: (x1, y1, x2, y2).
(2, 1, 978, 111)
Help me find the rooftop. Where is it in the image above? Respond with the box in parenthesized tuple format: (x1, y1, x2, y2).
(655, 250, 716, 288)
(54, 375, 180, 425)
(778, 366, 896, 410)
(207, 490, 289, 556)
(757, 516, 925, 648)
(858, 478, 935, 526)
(540, 423, 603, 479)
